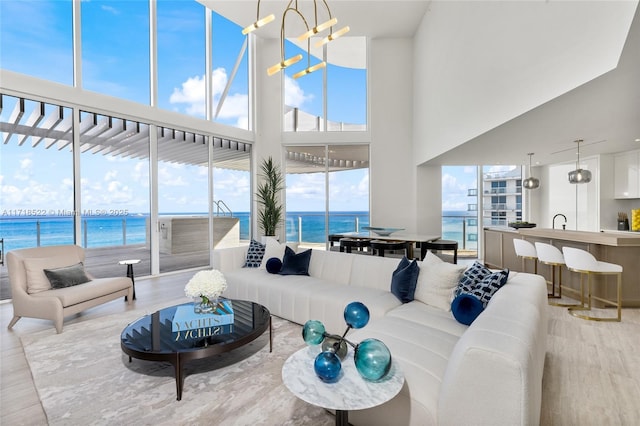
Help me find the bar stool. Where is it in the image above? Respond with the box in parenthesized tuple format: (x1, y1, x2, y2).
(339, 238, 371, 254)
(421, 240, 458, 263)
(513, 239, 537, 274)
(562, 247, 622, 322)
(369, 240, 410, 257)
(534, 242, 583, 307)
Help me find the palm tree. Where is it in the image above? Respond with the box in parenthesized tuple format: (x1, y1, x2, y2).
(256, 156, 284, 237)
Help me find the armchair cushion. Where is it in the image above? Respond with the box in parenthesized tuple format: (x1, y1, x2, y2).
(44, 262, 91, 289)
(23, 254, 83, 294)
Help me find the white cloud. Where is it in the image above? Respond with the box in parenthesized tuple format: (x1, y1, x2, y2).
(15, 158, 33, 181)
(101, 5, 120, 15)
(104, 170, 118, 181)
(284, 75, 313, 107)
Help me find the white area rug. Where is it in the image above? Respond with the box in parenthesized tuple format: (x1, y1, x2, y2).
(20, 304, 334, 426)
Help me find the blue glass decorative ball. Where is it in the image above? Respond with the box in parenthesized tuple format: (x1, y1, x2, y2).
(354, 338, 392, 381)
(344, 301, 370, 329)
(314, 351, 342, 383)
(302, 320, 326, 345)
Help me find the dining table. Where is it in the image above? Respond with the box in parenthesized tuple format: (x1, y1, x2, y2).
(330, 231, 441, 260)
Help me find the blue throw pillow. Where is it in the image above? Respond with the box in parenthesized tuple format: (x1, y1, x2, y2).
(244, 239, 266, 268)
(456, 261, 491, 295)
(451, 293, 484, 325)
(390, 256, 420, 303)
(279, 247, 312, 276)
(266, 257, 282, 274)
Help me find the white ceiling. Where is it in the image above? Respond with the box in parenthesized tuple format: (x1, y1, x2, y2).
(202, 0, 640, 167)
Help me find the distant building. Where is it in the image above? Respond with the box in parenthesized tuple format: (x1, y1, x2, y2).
(481, 168, 523, 226)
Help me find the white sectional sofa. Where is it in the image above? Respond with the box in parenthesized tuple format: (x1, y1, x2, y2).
(214, 244, 548, 426)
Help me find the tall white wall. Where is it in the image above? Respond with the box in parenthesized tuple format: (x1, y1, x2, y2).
(368, 38, 417, 231)
(412, 1, 635, 166)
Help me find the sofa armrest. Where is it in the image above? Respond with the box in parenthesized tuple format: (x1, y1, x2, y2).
(212, 245, 249, 272)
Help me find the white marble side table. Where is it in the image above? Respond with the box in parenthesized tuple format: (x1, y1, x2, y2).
(282, 345, 404, 426)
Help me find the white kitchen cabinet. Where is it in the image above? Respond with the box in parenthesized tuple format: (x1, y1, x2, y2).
(614, 150, 640, 199)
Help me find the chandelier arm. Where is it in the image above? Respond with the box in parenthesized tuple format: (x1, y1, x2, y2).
(321, 0, 334, 35)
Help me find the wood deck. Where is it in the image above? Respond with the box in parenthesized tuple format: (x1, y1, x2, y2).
(0, 244, 210, 301)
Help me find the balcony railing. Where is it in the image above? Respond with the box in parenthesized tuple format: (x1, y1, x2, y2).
(442, 214, 478, 253)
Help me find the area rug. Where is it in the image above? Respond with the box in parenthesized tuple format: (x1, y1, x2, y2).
(20, 303, 334, 426)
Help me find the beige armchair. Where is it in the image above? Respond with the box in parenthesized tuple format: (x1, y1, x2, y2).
(7, 245, 133, 333)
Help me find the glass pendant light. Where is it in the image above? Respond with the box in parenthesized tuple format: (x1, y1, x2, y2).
(568, 139, 592, 184)
(522, 153, 540, 189)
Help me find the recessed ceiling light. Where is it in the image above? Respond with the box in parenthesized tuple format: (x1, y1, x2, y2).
(635, 138, 640, 142)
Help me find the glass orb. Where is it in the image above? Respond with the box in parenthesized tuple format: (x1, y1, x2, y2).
(354, 338, 392, 381)
(314, 351, 342, 383)
(344, 301, 370, 329)
(302, 320, 326, 345)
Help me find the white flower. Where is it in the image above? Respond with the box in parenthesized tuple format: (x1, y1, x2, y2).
(184, 270, 227, 299)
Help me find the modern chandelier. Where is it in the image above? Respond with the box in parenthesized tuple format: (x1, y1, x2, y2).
(522, 153, 540, 189)
(568, 139, 592, 184)
(241, 0, 350, 79)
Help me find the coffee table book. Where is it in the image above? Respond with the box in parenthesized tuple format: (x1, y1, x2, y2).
(172, 299, 234, 332)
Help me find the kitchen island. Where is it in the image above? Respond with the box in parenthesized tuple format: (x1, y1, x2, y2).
(484, 227, 640, 307)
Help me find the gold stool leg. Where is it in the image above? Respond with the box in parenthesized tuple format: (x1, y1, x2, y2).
(568, 272, 622, 322)
(549, 264, 583, 307)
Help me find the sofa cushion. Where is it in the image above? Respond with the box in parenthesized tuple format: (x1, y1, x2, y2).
(279, 247, 312, 276)
(413, 252, 466, 311)
(23, 254, 84, 294)
(30, 277, 133, 307)
(44, 262, 90, 289)
(390, 257, 419, 303)
(244, 239, 266, 268)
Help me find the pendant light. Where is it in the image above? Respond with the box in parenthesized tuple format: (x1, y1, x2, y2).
(522, 153, 540, 189)
(568, 139, 592, 184)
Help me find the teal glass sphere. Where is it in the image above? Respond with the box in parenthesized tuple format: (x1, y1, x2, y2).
(302, 320, 326, 345)
(354, 338, 392, 381)
(344, 302, 370, 329)
(314, 351, 342, 383)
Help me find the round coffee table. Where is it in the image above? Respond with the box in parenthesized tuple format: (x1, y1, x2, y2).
(121, 299, 271, 400)
(282, 345, 404, 426)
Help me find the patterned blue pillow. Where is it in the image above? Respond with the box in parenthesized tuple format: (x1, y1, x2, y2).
(244, 239, 266, 268)
(456, 261, 509, 308)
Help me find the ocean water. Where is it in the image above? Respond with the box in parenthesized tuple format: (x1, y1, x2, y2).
(0, 211, 477, 252)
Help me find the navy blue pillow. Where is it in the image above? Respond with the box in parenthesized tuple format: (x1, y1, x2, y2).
(451, 293, 484, 325)
(266, 257, 282, 274)
(456, 261, 509, 308)
(279, 247, 312, 276)
(390, 256, 420, 303)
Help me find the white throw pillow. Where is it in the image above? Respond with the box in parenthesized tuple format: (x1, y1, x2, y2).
(414, 252, 467, 311)
(259, 238, 299, 269)
(23, 255, 83, 294)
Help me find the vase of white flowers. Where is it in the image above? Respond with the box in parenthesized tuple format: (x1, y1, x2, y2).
(184, 270, 227, 314)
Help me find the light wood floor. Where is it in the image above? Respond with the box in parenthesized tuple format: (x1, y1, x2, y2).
(1, 271, 639, 425)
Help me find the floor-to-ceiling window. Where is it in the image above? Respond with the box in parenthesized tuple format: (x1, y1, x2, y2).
(285, 145, 369, 246)
(441, 166, 479, 258)
(78, 112, 152, 277)
(0, 95, 72, 299)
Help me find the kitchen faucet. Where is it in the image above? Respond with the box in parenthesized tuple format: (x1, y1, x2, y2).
(553, 213, 567, 230)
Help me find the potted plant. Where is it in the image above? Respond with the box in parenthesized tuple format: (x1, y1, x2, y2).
(256, 156, 284, 238)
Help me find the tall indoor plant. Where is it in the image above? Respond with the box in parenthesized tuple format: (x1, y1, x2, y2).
(256, 156, 284, 238)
